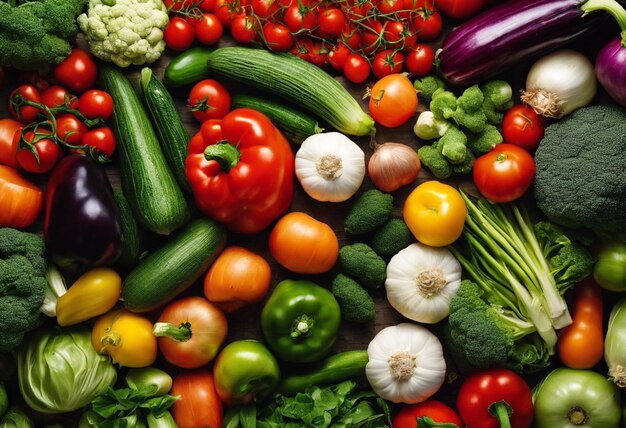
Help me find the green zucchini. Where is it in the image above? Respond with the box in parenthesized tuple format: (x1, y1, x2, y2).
(113, 189, 143, 268)
(100, 65, 190, 235)
(140, 68, 191, 193)
(163, 47, 212, 87)
(122, 218, 227, 312)
(277, 350, 369, 395)
(206, 47, 374, 136)
(232, 94, 323, 144)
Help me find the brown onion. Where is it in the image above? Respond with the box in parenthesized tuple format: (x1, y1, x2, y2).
(368, 142, 421, 192)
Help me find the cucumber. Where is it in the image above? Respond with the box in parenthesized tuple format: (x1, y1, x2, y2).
(164, 47, 212, 87)
(122, 218, 226, 312)
(205, 47, 374, 136)
(232, 94, 323, 144)
(140, 68, 191, 193)
(277, 350, 369, 395)
(100, 65, 190, 235)
(113, 189, 143, 268)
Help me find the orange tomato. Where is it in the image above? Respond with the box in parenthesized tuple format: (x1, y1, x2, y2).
(369, 74, 418, 128)
(558, 278, 604, 369)
(0, 165, 43, 228)
(171, 370, 223, 428)
(0, 118, 22, 167)
(204, 246, 271, 312)
(269, 212, 339, 274)
(403, 181, 466, 247)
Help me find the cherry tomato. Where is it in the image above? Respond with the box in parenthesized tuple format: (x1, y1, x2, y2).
(290, 37, 314, 61)
(360, 19, 385, 55)
(308, 42, 329, 67)
(231, 15, 258, 43)
(369, 74, 418, 127)
(412, 10, 443, 41)
(502, 105, 546, 151)
(384, 20, 406, 45)
(196, 13, 224, 45)
(378, 0, 403, 14)
(405, 43, 435, 76)
(372, 49, 404, 79)
(198, 0, 217, 12)
(393, 400, 463, 428)
(399, 0, 436, 20)
(53, 48, 98, 93)
(19, 71, 50, 93)
(41, 86, 78, 110)
(435, 0, 483, 19)
(78, 127, 116, 158)
(16, 130, 61, 174)
(343, 53, 370, 84)
(9, 85, 42, 124)
(251, 0, 281, 20)
(56, 114, 88, 146)
(340, 23, 361, 50)
(263, 22, 294, 51)
(215, 0, 246, 28)
(163, 0, 194, 11)
(327, 43, 351, 70)
(164, 17, 196, 51)
(284, 4, 317, 32)
(188, 79, 232, 122)
(78, 90, 114, 121)
(473, 144, 536, 203)
(317, 7, 346, 37)
(171, 371, 223, 428)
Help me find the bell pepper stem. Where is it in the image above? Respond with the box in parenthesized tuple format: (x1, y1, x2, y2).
(204, 141, 241, 172)
(488, 401, 513, 428)
(291, 314, 314, 339)
(417, 416, 460, 428)
(153, 322, 192, 342)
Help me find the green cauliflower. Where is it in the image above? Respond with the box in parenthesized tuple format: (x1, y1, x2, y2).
(331, 274, 375, 323)
(417, 144, 452, 179)
(370, 219, 414, 259)
(344, 190, 393, 235)
(467, 124, 503, 156)
(339, 243, 387, 290)
(78, 0, 169, 67)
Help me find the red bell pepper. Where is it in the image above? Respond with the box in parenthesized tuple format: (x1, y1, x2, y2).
(186, 108, 294, 234)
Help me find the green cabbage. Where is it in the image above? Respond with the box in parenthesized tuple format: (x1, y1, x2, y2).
(17, 328, 117, 414)
(0, 407, 33, 428)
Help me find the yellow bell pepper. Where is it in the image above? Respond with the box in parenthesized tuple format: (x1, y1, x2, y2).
(56, 268, 121, 327)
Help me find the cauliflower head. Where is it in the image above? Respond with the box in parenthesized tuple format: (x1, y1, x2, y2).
(78, 0, 169, 67)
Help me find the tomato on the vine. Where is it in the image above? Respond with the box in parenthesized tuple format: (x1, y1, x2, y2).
(188, 79, 232, 122)
(251, 0, 281, 21)
(41, 86, 77, 110)
(290, 37, 313, 61)
(405, 43, 435, 76)
(164, 17, 196, 51)
(19, 71, 49, 93)
(384, 20, 407, 45)
(231, 15, 258, 43)
(9, 85, 42, 124)
(372, 50, 404, 79)
(196, 13, 224, 45)
(378, 0, 403, 14)
(327, 43, 351, 70)
(340, 23, 361, 50)
(198, 0, 218, 11)
(308, 42, 329, 67)
(283, 4, 317, 32)
(263, 22, 294, 51)
(435, 0, 483, 19)
(80, 127, 116, 158)
(393, 400, 463, 428)
(369, 73, 418, 127)
(53, 48, 97, 93)
(78, 90, 114, 121)
(502, 105, 546, 151)
(343, 53, 370, 84)
(317, 7, 346, 37)
(56, 114, 87, 146)
(215, 0, 246, 28)
(473, 144, 536, 203)
(163, 0, 194, 11)
(399, 0, 436, 20)
(360, 19, 385, 55)
(16, 130, 61, 174)
(411, 10, 443, 41)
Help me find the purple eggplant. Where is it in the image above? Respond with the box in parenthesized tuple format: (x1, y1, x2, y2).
(438, 0, 606, 85)
(44, 154, 122, 268)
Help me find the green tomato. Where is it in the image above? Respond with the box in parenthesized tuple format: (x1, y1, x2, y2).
(261, 279, 341, 363)
(213, 340, 280, 405)
(594, 242, 626, 292)
(533, 368, 621, 428)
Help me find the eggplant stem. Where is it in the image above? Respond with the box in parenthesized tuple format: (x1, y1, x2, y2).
(582, 0, 626, 40)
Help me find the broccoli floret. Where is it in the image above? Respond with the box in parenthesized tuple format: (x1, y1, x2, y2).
(439, 126, 468, 164)
(344, 190, 393, 235)
(0, 228, 47, 352)
(481, 81, 514, 125)
(370, 219, 414, 259)
(453, 106, 488, 133)
(413, 76, 447, 102)
(446, 280, 550, 372)
(339, 243, 387, 290)
(430, 89, 458, 120)
(467, 124, 503, 156)
(534, 105, 626, 240)
(457, 85, 484, 112)
(452, 149, 475, 175)
(417, 145, 452, 179)
(0, 0, 87, 71)
(331, 274, 375, 323)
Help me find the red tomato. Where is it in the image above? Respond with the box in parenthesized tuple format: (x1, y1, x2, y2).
(215, 0, 246, 28)
(502, 105, 546, 151)
(9, 85, 42, 124)
(308, 42, 329, 67)
(163, 0, 194, 11)
(412, 10, 443, 41)
(457, 369, 533, 428)
(384, 20, 407, 45)
(16, 130, 61, 174)
(290, 37, 314, 61)
(41, 86, 78, 110)
(53, 48, 98, 93)
(171, 371, 223, 428)
(378, 0, 403, 14)
(436, 0, 483, 19)
(156, 297, 228, 368)
(80, 127, 116, 158)
(369, 74, 418, 127)
(473, 144, 536, 203)
(56, 114, 88, 146)
(0, 118, 23, 168)
(360, 19, 385, 55)
(198, 0, 218, 11)
(328, 43, 351, 70)
(0, 165, 43, 228)
(231, 15, 258, 43)
(164, 17, 196, 51)
(340, 23, 361, 50)
(405, 43, 435, 76)
(196, 13, 224, 45)
(372, 50, 405, 79)
(19, 71, 49, 93)
(317, 7, 346, 37)
(263, 22, 294, 51)
(251, 0, 281, 20)
(343, 54, 370, 84)
(393, 400, 463, 428)
(78, 90, 114, 121)
(283, 4, 317, 32)
(188, 79, 232, 122)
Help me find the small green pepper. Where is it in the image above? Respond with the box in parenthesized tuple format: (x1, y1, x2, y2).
(261, 280, 341, 363)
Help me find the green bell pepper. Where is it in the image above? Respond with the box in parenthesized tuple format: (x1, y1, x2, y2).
(261, 279, 341, 363)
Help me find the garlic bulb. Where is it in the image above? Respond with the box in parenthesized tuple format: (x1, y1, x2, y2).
(295, 132, 365, 202)
(385, 243, 461, 323)
(366, 323, 446, 404)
